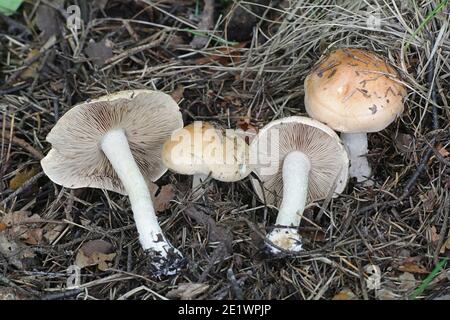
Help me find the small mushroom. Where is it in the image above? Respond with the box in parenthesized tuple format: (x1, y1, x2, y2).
(250, 116, 348, 254)
(41, 90, 184, 276)
(304, 48, 406, 183)
(162, 121, 250, 189)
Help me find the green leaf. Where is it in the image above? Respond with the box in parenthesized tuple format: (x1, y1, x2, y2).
(0, 0, 23, 15)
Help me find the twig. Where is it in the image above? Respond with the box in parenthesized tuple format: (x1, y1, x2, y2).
(2, 135, 44, 160)
(190, 0, 215, 49)
(102, 32, 166, 68)
(1, 171, 45, 206)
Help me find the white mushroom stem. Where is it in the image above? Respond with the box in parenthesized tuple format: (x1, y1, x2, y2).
(101, 129, 181, 265)
(266, 151, 311, 254)
(340, 132, 372, 183)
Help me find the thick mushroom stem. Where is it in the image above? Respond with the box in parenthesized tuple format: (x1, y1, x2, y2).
(101, 129, 183, 276)
(340, 132, 372, 183)
(266, 151, 311, 254)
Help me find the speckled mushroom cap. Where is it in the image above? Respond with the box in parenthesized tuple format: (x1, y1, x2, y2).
(250, 116, 349, 207)
(162, 121, 250, 182)
(304, 48, 407, 133)
(41, 90, 183, 195)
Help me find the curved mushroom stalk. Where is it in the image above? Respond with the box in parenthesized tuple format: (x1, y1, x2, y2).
(266, 151, 311, 254)
(340, 132, 372, 184)
(101, 129, 184, 276)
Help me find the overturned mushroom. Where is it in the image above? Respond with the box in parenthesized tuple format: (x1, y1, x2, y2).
(250, 116, 348, 254)
(162, 121, 250, 188)
(41, 90, 184, 276)
(304, 48, 406, 183)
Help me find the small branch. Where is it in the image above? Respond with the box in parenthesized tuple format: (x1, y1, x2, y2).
(1, 171, 45, 206)
(190, 0, 215, 49)
(2, 135, 44, 160)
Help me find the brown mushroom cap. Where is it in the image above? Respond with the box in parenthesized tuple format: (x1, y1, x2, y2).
(250, 116, 348, 207)
(162, 121, 249, 182)
(41, 90, 183, 194)
(304, 48, 407, 133)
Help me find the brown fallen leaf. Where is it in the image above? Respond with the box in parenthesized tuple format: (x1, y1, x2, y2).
(195, 42, 246, 65)
(437, 143, 450, 158)
(166, 283, 209, 300)
(19, 49, 40, 80)
(0, 222, 6, 232)
(394, 133, 414, 153)
(398, 272, 416, 291)
(148, 183, 176, 213)
(9, 166, 38, 190)
(419, 190, 436, 213)
(170, 85, 184, 103)
(1, 211, 43, 245)
(35, 4, 61, 42)
(0, 232, 35, 269)
(85, 39, 114, 67)
(75, 239, 116, 271)
(428, 225, 440, 243)
(0, 287, 22, 300)
(154, 184, 175, 212)
(332, 288, 357, 300)
(398, 261, 428, 274)
(43, 223, 65, 244)
(440, 231, 450, 254)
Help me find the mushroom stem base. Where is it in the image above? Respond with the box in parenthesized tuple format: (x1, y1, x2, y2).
(266, 151, 310, 254)
(101, 129, 183, 274)
(340, 132, 372, 183)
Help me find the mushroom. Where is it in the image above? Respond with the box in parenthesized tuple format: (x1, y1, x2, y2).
(250, 116, 348, 254)
(41, 90, 184, 276)
(162, 121, 250, 188)
(304, 48, 406, 183)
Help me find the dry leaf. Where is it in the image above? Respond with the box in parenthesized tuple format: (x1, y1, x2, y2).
(398, 272, 416, 291)
(376, 288, 400, 300)
(35, 4, 60, 42)
(166, 283, 209, 300)
(428, 226, 440, 243)
(1, 211, 43, 245)
(19, 49, 40, 80)
(43, 223, 65, 244)
(9, 166, 38, 190)
(440, 231, 450, 254)
(332, 288, 357, 300)
(85, 39, 114, 66)
(0, 222, 6, 232)
(195, 42, 246, 65)
(170, 85, 184, 103)
(419, 190, 436, 213)
(0, 287, 22, 300)
(149, 183, 175, 213)
(398, 261, 428, 274)
(394, 133, 414, 153)
(154, 184, 175, 212)
(437, 143, 450, 158)
(75, 240, 116, 271)
(0, 232, 35, 269)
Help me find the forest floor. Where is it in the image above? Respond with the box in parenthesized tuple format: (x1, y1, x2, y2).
(0, 0, 449, 300)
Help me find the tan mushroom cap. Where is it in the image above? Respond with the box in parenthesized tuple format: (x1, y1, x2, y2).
(162, 121, 250, 182)
(250, 116, 349, 207)
(304, 48, 407, 133)
(41, 90, 183, 195)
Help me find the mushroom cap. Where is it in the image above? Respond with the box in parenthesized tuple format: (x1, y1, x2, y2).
(250, 116, 349, 207)
(162, 121, 249, 182)
(41, 90, 183, 195)
(304, 48, 407, 133)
